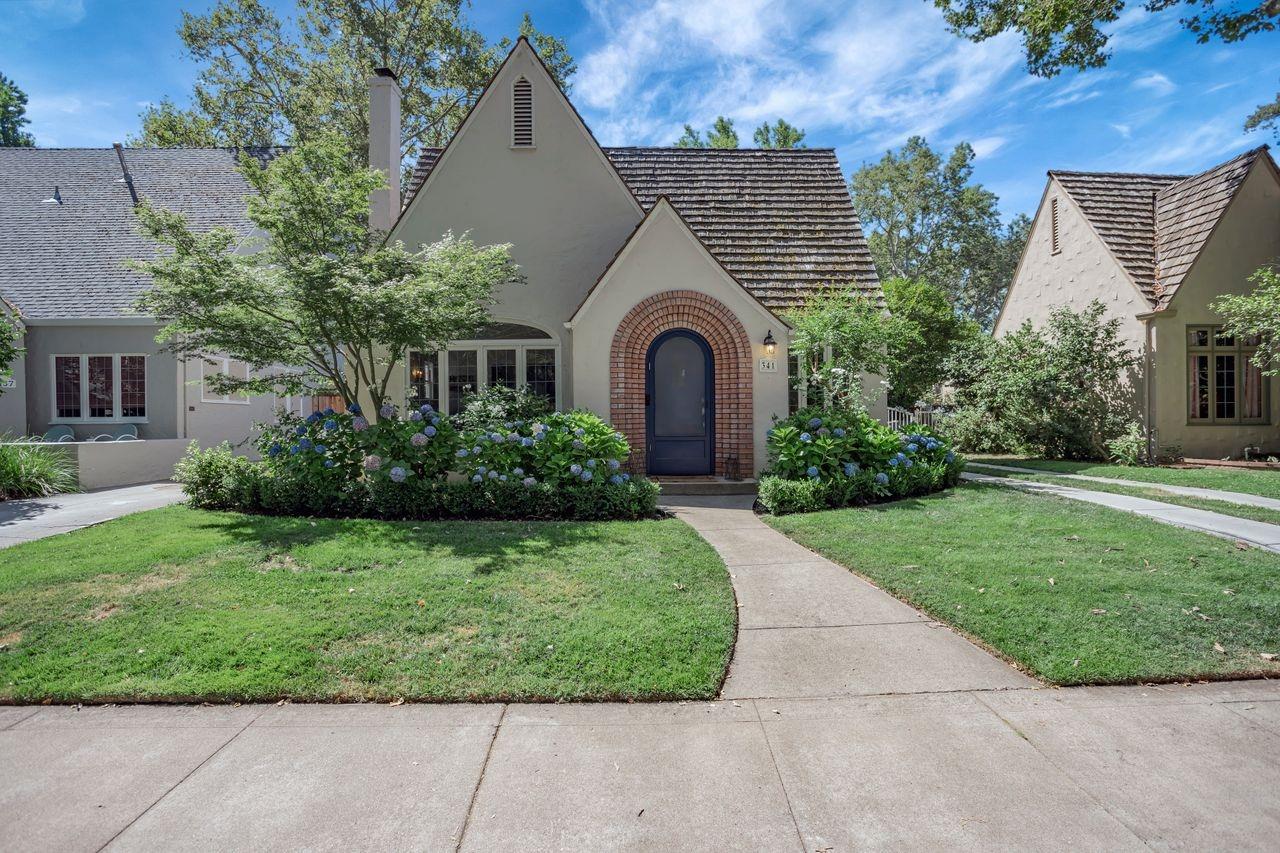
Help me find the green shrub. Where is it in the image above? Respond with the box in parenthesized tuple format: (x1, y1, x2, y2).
(455, 409, 631, 488)
(759, 406, 963, 514)
(0, 443, 77, 500)
(450, 384, 553, 434)
(1106, 422, 1147, 466)
(176, 405, 660, 521)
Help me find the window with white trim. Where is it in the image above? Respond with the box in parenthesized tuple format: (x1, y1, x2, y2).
(407, 323, 557, 415)
(201, 357, 251, 404)
(1188, 326, 1267, 424)
(52, 354, 147, 422)
(512, 77, 534, 147)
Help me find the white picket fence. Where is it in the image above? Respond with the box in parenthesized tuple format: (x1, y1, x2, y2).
(885, 406, 941, 431)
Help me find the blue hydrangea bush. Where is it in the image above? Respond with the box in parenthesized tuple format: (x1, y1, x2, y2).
(758, 407, 964, 514)
(175, 403, 659, 520)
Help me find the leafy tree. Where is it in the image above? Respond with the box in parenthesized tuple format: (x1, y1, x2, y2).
(675, 116, 739, 149)
(849, 136, 1028, 327)
(0, 309, 24, 391)
(934, 0, 1280, 139)
(676, 115, 807, 149)
(130, 1, 574, 170)
(786, 288, 902, 411)
(1212, 265, 1280, 373)
(944, 301, 1140, 459)
(753, 119, 806, 149)
(881, 277, 975, 407)
(0, 72, 35, 147)
(131, 135, 520, 417)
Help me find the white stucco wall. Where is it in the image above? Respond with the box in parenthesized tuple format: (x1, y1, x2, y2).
(386, 39, 642, 409)
(1151, 158, 1280, 458)
(570, 203, 791, 474)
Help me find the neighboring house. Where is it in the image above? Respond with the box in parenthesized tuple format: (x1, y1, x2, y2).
(996, 146, 1280, 460)
(0, 146, 294, 457)
(375, 39, 884, 477)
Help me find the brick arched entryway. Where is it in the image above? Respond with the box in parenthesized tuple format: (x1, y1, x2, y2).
(611, 290, 753, 476)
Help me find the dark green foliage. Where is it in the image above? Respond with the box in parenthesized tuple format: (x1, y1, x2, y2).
(942, 301, 1141, 460)
(0, 72, 34, 147)
(758, 406, 964, 514)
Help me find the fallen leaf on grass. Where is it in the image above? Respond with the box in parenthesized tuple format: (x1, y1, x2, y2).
(1065, 535, 1080, 541)
(1048, 577, 1056, 586)
(1090, 609, 1107, 615)
(1235, 541, 1250, 551)
(1214, 643, 1226, 654)
(1261, 653, 1278, 662)
(388, 697, 405, 707)
(1223, 589, 1235, 595)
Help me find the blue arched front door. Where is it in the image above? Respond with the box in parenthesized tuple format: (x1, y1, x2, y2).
(646, 329, 714, 475)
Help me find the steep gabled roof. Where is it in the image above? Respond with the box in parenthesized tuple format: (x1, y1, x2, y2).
(0, 146, 272, 320)
(405, 145, 879, 310)
(1049, 146, 1273, 308)
(1047, 169, 1183, 300)
(1153, 147, 1267, 304)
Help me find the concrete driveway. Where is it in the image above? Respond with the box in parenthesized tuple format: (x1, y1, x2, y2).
(0, 482, 183, 548)
(2, 494, 1278, 850)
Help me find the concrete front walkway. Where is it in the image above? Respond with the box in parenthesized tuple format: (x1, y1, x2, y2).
(3, 495, 1279, 851)
(0, 482, 183, 548)
(964, 471, 1280, 552)
(970, 461, 1280, 511)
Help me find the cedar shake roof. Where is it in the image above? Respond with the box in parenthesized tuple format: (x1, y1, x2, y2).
(1049, 146, 1272, 308)
(0, 147, 274, 319)
(404, 146, 880, 309)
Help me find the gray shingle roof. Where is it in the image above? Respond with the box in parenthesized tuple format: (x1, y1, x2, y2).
(404, 146, 879, 309)
(0, 147, 269, 320)
(1049, 146, 1272, 307)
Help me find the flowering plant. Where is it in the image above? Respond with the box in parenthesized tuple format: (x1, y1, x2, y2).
(454, 409, 630, 487)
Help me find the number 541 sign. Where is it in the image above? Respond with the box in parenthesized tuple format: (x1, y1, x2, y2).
(758, 357, 778, 373)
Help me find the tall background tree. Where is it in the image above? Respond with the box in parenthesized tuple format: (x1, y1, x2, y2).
(849, 136, 1030, 328)
(675, 115, 808, 149)
(129, 0, 574, 174)
(0, 72, 35, 147)
(933, 0, 1280, 139)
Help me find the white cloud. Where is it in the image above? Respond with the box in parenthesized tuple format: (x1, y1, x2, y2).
(0, 0, 85, 38)
(1110, 123, 1131, 138)
(1132, 72, 1176, 96)
(970, 136, 1008, 158)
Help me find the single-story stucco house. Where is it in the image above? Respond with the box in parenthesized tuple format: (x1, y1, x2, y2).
(0, 145, 297, 484)
(371, 38, 884, 477)
(996, 145, 1280, 460)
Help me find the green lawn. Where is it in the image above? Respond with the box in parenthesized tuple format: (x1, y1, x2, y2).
(970, 456, 1280, 499)
(0, 506, 736, 703)
(970, 466, 1280, 527)
(766, 483, 1280, 685)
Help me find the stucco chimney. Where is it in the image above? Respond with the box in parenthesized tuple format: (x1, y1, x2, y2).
(368, 67, 401, 233)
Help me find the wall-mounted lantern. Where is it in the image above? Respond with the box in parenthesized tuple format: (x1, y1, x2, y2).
(763, 330, 777, 357)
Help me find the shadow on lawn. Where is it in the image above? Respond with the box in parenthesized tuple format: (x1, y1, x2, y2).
(185, 510, 642, 576)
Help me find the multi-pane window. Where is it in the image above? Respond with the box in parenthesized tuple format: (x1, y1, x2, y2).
(201, 357, 250, 405)
(407, 350, 438, 411)
(1188, 326, 1266, 424)
(409, 325, 558, 415)
(487, 349, 517, 389)
(787, 352, 802, 414)
(447, 350, 478, 414)
(51, 354, 147, 421)
(525, 348, 556, 405)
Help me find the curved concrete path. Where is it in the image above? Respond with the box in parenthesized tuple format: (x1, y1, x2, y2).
(3, 495, 1279, 851)
(970, 461, 1280, 511)
(662, 494, 1034, 699)
(964, 471, 1280, 553)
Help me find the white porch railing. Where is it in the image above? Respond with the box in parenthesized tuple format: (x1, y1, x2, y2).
(885, 406, 940, 431)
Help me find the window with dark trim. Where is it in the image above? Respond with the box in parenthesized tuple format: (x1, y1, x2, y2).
(1188, 326, 1266, 424)
(407, 350, 438, 411)
(51, 354, 147, 422)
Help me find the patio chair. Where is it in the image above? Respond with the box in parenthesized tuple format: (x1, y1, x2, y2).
(41, 425, 76, 443)
(88, 424, 139, 442)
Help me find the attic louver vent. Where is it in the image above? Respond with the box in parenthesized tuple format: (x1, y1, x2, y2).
(1050, 197, 1061, 254)
(512, 78, 534, 147)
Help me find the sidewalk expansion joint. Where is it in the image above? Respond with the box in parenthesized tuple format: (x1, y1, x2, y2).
(454, 703, 507, 853)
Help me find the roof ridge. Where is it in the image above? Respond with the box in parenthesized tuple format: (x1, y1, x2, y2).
(1049, 168, 1188, 180)
(605, 146, 836, 153)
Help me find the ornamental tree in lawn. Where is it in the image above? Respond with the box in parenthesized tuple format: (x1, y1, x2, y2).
(132, 134, 520, 419)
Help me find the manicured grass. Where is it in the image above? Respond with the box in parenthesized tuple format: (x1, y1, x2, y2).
(0, 506, 735, 703)
(765, 483, 1280, 685)
(970, 456, 1280, 499)
(971, 466, 1280, 527)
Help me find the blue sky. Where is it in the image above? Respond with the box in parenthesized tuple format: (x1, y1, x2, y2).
(3, 0, 1275, 218)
